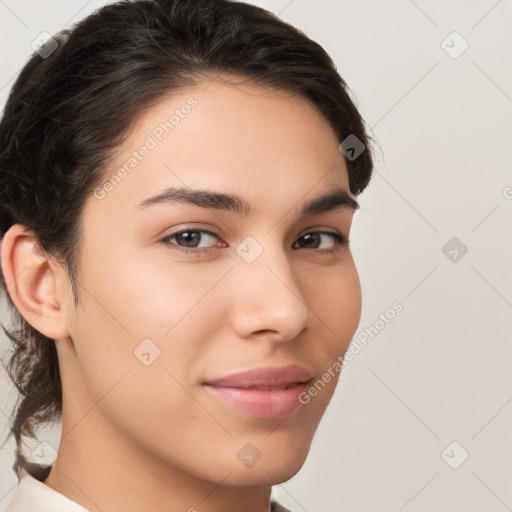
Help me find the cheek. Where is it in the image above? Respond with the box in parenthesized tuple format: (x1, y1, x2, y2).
(67, 261, 215, 455)
(310, 258, 362, 345)
(338, 262, 362, 336)
(77, 232, 228, 336)
(291, 261, 361, 418)
(69, 241, 230, 399)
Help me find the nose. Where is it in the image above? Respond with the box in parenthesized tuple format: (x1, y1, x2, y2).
(228, 239, 316, 342)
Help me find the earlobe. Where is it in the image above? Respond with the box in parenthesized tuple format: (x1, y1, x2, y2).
(0, 224, 71, 340)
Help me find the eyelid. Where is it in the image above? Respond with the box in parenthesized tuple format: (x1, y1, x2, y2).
(161, 224, 223, 240)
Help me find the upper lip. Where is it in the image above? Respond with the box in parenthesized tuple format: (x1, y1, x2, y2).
(203, 364, 313, 389)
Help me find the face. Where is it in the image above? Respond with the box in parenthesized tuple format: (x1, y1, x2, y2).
(39, 79, 362, 486)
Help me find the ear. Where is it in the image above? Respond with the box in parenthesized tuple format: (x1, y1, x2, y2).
(0, 224, 71, 340)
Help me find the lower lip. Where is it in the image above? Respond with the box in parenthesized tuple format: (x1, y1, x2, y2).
(202, 381, 311, 420)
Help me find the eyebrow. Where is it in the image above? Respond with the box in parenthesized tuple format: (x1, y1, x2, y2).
(135, 186, 359, 216)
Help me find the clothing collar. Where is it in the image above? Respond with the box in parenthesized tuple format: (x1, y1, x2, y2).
(6, 471, 89, 512)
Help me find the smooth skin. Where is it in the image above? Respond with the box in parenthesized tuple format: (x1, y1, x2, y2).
(1, 77, 362, 512)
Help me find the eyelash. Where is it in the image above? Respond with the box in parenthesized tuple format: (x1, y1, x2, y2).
(159, 228, 349, 255)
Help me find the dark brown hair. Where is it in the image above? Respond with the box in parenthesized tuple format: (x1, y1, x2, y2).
(0, 0, 374, 481)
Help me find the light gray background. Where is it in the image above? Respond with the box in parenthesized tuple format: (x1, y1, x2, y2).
(0, 1, 511, 511)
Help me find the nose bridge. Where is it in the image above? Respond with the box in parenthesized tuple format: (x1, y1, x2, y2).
(229, 234, 313, 339)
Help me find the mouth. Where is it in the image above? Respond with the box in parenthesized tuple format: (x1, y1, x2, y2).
(236, 384, 298, 391)
(202, 365, 314, 420)
(202, 381, 312, 420)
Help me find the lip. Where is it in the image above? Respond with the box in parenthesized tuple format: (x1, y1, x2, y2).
(202, 364, 313, 420)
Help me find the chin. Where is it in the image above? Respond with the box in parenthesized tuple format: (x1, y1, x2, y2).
(218, 444, 310, 487)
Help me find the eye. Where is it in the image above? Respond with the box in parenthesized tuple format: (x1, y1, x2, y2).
(160, 228, 224, 254)
(293, 231, 348, 251)
(159, 228, 348, 255)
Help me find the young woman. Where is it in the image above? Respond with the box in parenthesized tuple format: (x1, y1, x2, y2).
(0, 0, 374, 511)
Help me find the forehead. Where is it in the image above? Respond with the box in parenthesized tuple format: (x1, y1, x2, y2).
(86, 79, 351, 222)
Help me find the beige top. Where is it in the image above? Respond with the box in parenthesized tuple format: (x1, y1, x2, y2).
(6, 470, 293, 512)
